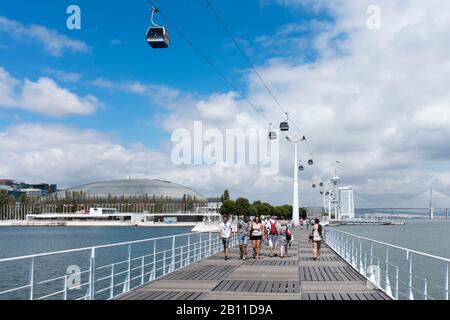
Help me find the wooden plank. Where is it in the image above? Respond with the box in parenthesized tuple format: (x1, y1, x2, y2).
(264, 281, 274, 293)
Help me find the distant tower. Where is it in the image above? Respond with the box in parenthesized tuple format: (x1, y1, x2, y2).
(429, 189, 434, 220)
(330, 171, 341, 219)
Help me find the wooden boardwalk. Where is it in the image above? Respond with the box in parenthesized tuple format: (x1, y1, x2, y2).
(117, 228, 391, 300)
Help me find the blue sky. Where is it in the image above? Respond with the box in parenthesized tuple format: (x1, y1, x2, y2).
(2, 0, 450, 207)
(0, 0, 328, 149)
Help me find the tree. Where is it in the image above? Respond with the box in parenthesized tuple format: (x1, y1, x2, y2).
(300, 207, 307, 219)
(235, 197, 252, 217)
(219, 200, 235, 216)
(221, 189, 231, 202)
(248, 204, 258, 217)
(253, 202, 273, 217)
(0, 190, 9, 205)
(19, 192, 28, 204)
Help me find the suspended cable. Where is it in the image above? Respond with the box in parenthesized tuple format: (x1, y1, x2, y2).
(147, 0, 272, 125)
(203, 0, 316, 158)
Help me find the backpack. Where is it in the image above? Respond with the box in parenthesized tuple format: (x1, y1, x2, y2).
(318, 224, 323, 239)
(286, 228, 292, 241)
(269, 221, 278, 235)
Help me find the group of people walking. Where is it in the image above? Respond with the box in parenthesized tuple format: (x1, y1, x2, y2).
(219, 215, 294, 261)
(219, 215, 323, 261)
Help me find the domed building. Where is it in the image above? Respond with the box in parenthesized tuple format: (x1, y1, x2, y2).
(58, 179, 206, 202)
(28, 179, 221, 225)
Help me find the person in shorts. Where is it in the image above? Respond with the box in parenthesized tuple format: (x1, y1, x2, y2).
(277, 221, 288, 258)
(267, 216, 279, 257)
(237, 217, 249, 260)
(249, 216, 264, 259)
(219, 215, 232, 261)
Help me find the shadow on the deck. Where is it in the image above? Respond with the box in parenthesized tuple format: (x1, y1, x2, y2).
(117, 228, 391, 301)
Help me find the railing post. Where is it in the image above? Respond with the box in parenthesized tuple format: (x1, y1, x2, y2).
(351, 239, 355, 267)
(163, 251, 166, 274)
(424, 278, 428, 300)
(152, 240, 156, 280)
(408, 253, 413, 300)
(141, 256, 145, 285)
(171, 236, 176, 272)
(126, 244, 131, 292)
(29, 257, 34, 300)
(110, 264, 115, 299)
(194, 243, 197, 262)
(63, 275, 68, 300)
(209, 232, 212, 256)
(359, 240, 363, 273)
(181, 245, 184, 268)
(370, 242, 373, 266)
(187, 234, 191, 266)
(395, 266, 399, 300)
(445, 263, 449, 300)
(364, 252, 367, 276)
(89, 248, 96, 300)
(385, 247, 392, 297)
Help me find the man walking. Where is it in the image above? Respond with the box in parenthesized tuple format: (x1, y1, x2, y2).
(219, 215, 232, 261)
(237, 216, 249, 260)
(267, 216, 279, 257)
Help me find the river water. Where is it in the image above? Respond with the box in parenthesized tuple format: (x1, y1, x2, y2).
(333, 219, 450, 300)
(0, 221, 448, 300)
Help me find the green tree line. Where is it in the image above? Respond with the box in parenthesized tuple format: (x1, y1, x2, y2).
(218, 189, 307, 219)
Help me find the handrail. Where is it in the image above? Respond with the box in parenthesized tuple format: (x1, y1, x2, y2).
(0, 229, 237, 300)
(0, 230, 217, 263)
(327, 228, 450, 263)
(325, 227, 449, 300)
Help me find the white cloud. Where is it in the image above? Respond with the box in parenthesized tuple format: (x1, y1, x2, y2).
(90, 78, 184, 107)
(152, 0, 450, 205)
(0, 66, 99, 116)
(0, 124, 284, 200)
(43, 68, 82, 83)
(0, 16, 89, 56)
(3, 1, 450, 207)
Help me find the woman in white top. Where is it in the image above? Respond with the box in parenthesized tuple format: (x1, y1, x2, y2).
(249, 216, 265, 259)
(310, 218, 323, 261)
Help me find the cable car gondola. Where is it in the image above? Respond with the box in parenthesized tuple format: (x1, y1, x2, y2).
(308, 159, 314, 166)
(280, 113, 289, 132)
(268, 123, 277, 140)
(298, 165, 304, 171)
(312, 184, 316, 188)
(319, 182, 323, 187)
(147, 7, 170, 49)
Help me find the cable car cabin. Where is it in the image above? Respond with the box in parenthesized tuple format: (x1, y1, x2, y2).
(280, 122, 289, 131)
(146, 27, 170, 48)
(308, 159, 314, 166)
(298, 165, 304, 171)
(319, 182, 324, 187)
(312, 184, 316, 188)
(269, 131, 277, 140)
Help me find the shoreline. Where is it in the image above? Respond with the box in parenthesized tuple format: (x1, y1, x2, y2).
(0, 220, 220, 232)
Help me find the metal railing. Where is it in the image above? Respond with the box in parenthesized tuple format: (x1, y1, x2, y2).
(0, 231, 237, 300)
(325, 228, 449, 300)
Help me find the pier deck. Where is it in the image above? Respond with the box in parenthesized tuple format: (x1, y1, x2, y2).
(117, 229, 390, 300)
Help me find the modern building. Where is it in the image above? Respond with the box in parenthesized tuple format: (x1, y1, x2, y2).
(338, 186, 355, 219)
(0, 179, 57, 200)
(205, 197, 222, 214)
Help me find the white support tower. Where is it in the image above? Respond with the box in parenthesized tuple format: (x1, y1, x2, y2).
(286, 134, 305, 226)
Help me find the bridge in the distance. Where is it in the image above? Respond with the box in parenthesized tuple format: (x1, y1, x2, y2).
(354, 189, 450, 219)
